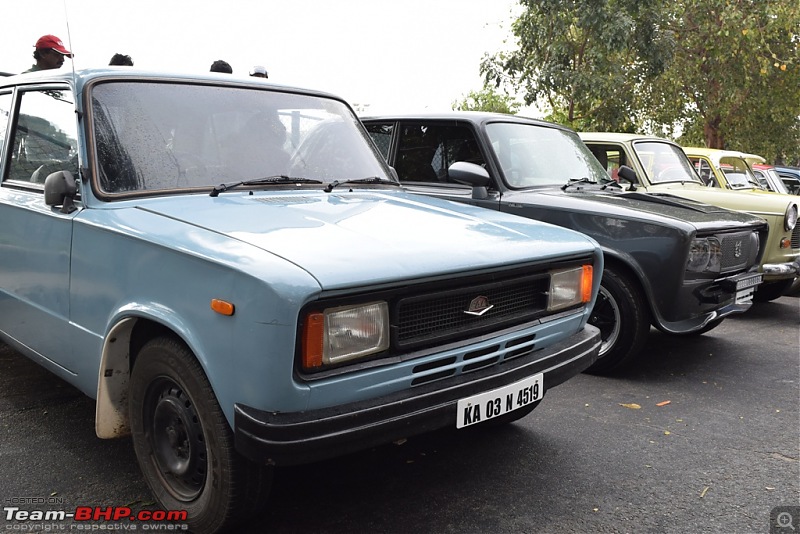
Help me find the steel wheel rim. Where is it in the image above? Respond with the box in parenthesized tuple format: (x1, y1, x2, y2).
(590, 286, 621, 357)
(144, 378, 207, 501)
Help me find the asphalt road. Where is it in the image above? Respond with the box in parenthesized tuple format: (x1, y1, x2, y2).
(1, 296, 797, 533)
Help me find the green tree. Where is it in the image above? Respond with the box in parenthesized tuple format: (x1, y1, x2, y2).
(481, 0, 673, 131)
(648, 0, 800, 156)
(452, 85, 521, 114)
(483, 0, 800, 160)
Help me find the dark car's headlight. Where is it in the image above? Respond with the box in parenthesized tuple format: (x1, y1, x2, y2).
(687, 237, 722, 273)
(302, 302, 390, 370)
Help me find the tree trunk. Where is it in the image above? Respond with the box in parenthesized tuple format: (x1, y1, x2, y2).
(703, 115, 724, 148)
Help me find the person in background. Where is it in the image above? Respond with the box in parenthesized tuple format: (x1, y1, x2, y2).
(24, 34, 73, 73)
(210, 60, 233, 73)
(250, 65, 268, 78)
(109, 53, 133, 66)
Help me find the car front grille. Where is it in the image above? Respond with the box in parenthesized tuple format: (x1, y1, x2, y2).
(792, 224, 800, 249)
(395, 273, 550, 350)
(718, 230, 759, 273)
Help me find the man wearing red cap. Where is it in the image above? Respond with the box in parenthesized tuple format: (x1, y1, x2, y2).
(24, 34, 73, 73)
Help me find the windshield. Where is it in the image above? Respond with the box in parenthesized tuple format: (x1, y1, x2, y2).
(91, 82, 390, 194)
(719, 157, 764, 190)
(485, 122, 612, 188)
(631, 141, 703, 184)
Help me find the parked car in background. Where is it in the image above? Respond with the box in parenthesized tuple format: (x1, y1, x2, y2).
(739, 153, 791, 194)
(775, 165, 800, 195)
(751, 163, 792, 194)
(363, 113, 768, 374)
(0, 69, 605, 533)
(684, 147, 766, 192)
(580, 133, 800, 302)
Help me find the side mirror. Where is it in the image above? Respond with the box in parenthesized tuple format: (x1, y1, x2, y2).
(448, 161, 490, 200)
(44, 170, 78, 214)
(617, 165, 638, 191)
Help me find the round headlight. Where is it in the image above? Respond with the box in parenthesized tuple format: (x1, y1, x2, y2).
(687, 238, 711, 272)
(785, 203, 798, 231)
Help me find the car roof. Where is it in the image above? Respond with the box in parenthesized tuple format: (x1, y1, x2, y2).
(775, 166, 800, 176)
(362, 111, 570, 131)
(0, 67, 339, 102)
(740, 152, 766, 165)
(682, 147, 752, 162)
(577, 131, 680, 145)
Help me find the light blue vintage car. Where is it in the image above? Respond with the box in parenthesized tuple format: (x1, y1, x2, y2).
(0, 69, 602, 533)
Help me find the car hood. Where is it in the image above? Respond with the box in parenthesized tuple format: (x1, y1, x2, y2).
(641, 183, 799, 217)
(119, 190, 597, 289)
(510, 188, 766, 230)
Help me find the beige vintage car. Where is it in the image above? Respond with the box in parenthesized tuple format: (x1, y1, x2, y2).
(580, 133, 799, 301)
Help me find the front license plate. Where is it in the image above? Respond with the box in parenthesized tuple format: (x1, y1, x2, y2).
(456, 373, 544, 429)
(735, 286, 756, 304)
(735, 273, 762, 291)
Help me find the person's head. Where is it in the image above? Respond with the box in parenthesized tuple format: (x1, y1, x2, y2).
(33, 34, 73, 70)
(210, 60, 232, 74)
(250, 65, 268, 78)
(109, 53, 133, 66)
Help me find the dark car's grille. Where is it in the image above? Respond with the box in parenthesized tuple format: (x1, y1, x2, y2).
(792, 224, 800, 249)
(395, 273, 551, 350)
(718, 230, 759, 273)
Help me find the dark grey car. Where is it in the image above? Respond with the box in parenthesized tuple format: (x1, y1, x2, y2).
(363, 112, 769, 373)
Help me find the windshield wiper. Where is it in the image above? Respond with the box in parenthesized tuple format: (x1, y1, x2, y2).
(561, 177, 596, 190)
(323, 176, 401, 193)
(210, 175, 323, 197)
(601, 180, 624, 190)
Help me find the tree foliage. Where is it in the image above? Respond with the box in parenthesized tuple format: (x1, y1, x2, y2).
(452, 85, 520, 114)
(651, 0, 800, 160)
(481, 0, 800, 163)
(481, 0, 674, 131)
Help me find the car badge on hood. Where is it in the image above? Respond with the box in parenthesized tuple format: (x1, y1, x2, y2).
(464, 295, 493, 316)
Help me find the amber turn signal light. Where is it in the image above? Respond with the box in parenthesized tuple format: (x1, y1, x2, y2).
(302, 312, 325, 369)
(210, 298, 235, 316)
(581, 265, 593, 304)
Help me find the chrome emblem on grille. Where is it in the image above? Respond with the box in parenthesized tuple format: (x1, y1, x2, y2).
(734, 240, 742, 258)
(464, 295, 494, 316)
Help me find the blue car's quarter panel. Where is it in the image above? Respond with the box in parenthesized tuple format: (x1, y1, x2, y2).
(67, 207, 323, 419)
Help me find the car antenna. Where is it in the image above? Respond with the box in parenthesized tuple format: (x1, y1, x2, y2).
(62, 0, 78, 98)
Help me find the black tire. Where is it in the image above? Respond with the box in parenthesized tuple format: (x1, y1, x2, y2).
(584, 269, 651, 375)
(129, 336, 272, 534)
(754, 279, 795, 302)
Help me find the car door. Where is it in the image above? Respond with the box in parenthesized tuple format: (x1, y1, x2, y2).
(0, 84, 81, 373)
(364, 120, 502, 211)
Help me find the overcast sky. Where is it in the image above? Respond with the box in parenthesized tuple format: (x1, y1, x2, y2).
(2, 0, 527, 115)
